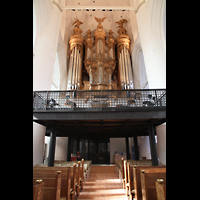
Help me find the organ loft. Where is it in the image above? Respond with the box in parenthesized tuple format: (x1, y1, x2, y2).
(67, 16, 134, 91)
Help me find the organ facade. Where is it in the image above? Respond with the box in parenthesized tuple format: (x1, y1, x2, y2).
(67, 17, 134, 91)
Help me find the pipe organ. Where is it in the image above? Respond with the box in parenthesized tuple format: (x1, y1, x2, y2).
(67, 17, 134, 91)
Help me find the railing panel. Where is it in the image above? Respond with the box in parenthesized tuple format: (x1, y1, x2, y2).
(33, 89, 166, 111)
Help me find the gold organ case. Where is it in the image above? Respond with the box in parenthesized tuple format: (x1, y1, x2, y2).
(67, 16, 134, 91)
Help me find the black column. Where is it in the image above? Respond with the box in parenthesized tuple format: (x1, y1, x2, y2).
(133, 135, 139, 160)
(48, 122, 57, 166)
(67, 136, 71, 161)
(77, 137, 80, 152)
(148, 123, 158, 166)
(125, 137, 130, 160)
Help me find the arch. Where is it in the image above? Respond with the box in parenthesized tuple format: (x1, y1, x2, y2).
(51, 31, 68, 90)
(131, 34, 148, 89)
(51, 52, 60, 90)
(139, 50, 148, 89)
(150, 0, 166, 48)
(33, 0, 53, 49)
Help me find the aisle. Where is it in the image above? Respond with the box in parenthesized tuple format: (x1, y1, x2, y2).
(78, 165, 128, 200)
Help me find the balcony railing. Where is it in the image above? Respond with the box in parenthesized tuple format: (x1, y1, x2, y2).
(33, 89, 166, 112)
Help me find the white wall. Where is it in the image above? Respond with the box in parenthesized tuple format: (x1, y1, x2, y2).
(137, 136, 151, 159)
(45, 136, 68, 162)
(156, 123, 166, 165)
(110, 138, 126, 163)
(33, 122, 46, 166)
(55, 137, 68, 161)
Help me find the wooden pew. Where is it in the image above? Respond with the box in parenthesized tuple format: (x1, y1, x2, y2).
(124, 160, 129, 196)
(80, 159, 84, 190)
(33, 167, 71, 200)
(70, 163, 76, 200)
(156, 179, 166, 200)
(140, 168, 166, 200)
(121, 158, 125, 189)
(133, 166, 166, 200)
(33, 170, 61, 200)
(127, 163, 135, 200)
(33, 179, 44, 200)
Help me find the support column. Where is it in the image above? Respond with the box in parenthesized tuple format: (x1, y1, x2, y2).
(148, 123, 158, 166)
(77, 137, 80, 152)
(133, 135, 139, 160)
(125, 137, 130, 160)
(67, 136, 72, 161)
(48, 122, 57, 166)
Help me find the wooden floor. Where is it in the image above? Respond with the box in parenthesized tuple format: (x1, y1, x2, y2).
(78, 165, 130, 200)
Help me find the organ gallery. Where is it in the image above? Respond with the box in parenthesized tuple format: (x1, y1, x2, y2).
(67, 16, 134, 91)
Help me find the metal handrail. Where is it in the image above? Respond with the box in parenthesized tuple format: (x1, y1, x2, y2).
(33, 89, 166, 111)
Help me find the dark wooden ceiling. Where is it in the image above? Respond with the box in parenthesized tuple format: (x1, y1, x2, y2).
(36, 118, 166, 138)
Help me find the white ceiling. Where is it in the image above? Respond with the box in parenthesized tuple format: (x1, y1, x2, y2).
(65, 0, 131, 7)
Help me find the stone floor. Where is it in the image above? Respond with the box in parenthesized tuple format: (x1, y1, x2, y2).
(78, 165, 130, 200)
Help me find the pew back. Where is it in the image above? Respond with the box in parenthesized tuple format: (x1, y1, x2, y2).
(33, 180, 44, 200)
(127, 163, 134, 198)
(133, 166, 166, 200)
(33, 171, 61, 200)
(140, 168, 166, 200)
(156, 179, 166, 200)
(33, 167, 71, 200)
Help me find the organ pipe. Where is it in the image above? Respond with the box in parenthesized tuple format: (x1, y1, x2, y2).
(122, 48, 126, 86)
(127, 50, 134, 89)
(89, 67, 93, 84)
(120, 52, 124, 85)
(125, 47, 130, 85)
(75, 49, 79, 89)
(118, 53, 122, 88)
(71, 47, 77, 88)
(67, 48, 74, 89)
(78, 53, 81, 85)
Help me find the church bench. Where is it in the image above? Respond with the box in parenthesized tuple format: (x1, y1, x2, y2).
(123, 160, 129, 196)
(121, 158, 126, 189)
(127, 163, 135, 200)
(140, 168, 166, 200)
(43, 163, 81, 198)
(33, 167, 72, 200)
(156, 179, 166, 200)
(33, 170, 61, 200)
(133, 166, 166, 200)
(33, 179, 44, 200)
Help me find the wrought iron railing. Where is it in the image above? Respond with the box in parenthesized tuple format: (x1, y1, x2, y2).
(33, 89, 166, 111)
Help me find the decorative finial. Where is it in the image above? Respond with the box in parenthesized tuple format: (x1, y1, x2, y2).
(116, 18, 128, 29)
(109, 29, 114, 38)
(87, 29, 92, 38)
(116, 18, 128, 35)
(72, 18, 83, 28)
(72, 18, 83, 35)
(94, 17, 106, 28)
